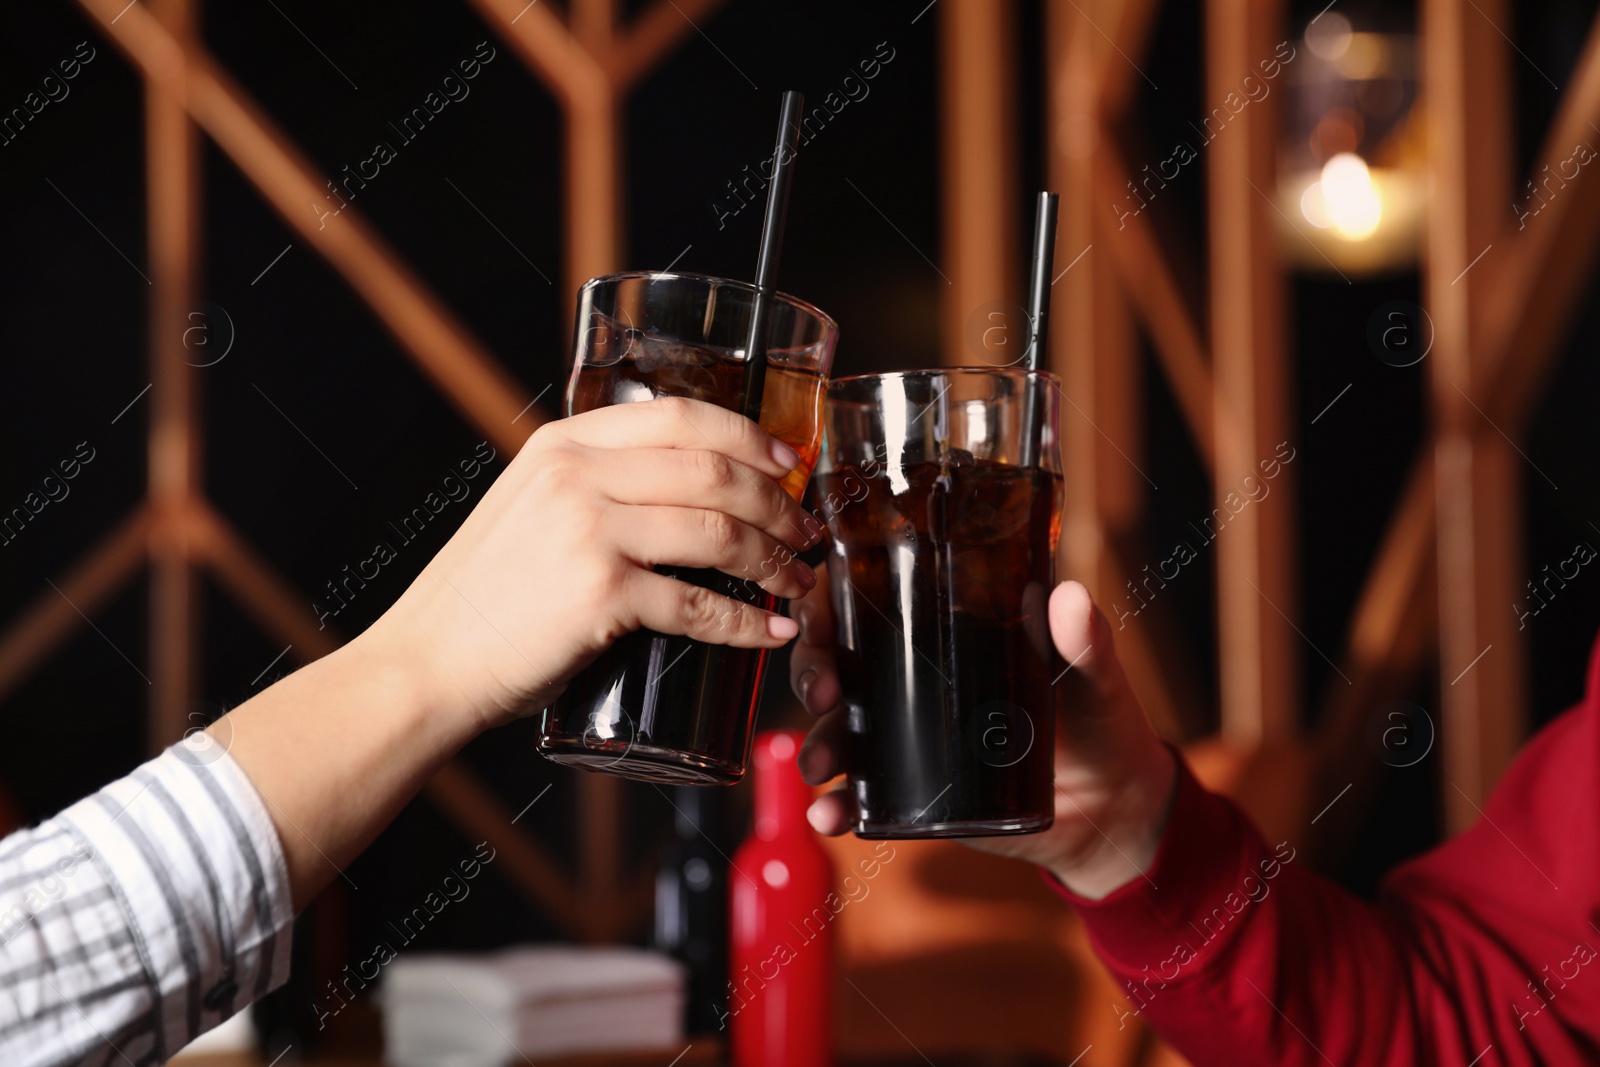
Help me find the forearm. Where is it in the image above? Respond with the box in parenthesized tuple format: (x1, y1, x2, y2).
(211, 628, 475, 911)
(1050, 753, 1600, 1066)
(1051, 759, 1424, 1066)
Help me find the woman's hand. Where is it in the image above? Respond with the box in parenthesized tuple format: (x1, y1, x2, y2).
(367, 396, 821, 734)
(791, 569, 1177, 899)
(218, 396, 821, 910)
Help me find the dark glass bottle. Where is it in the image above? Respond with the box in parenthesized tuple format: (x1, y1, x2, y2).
(653, 785, 730, 1034)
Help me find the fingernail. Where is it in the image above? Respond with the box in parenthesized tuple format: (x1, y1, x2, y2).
(769, 438, 800, 472)
(795, 560, 817, 588)
(798, 667, 817, 704)
(767, 615, 800, 640)
(806, 802, 829, 833)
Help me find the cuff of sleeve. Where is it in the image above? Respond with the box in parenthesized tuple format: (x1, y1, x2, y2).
(182, 740, 296, 992)
(1041, 752, 1259, 978)
(62, 739, 296, 1052)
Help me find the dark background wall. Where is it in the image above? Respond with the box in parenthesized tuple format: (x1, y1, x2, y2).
(1, 0, 1598, 1049)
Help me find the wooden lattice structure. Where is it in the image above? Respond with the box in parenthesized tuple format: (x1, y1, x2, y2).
(898, 0, 1600, 1060)
(0, 0, 731, 946)
(3, 0, 1599, 1061)
(1016, 0, 1600, 851)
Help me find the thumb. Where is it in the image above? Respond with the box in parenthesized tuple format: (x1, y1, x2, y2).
(1049, 580, 1141, 722)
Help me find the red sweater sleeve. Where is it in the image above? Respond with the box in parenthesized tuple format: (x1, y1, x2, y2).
(1050, 637, 1600, 1067)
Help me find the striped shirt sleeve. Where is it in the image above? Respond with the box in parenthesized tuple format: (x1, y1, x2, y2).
(0, 738, 295, 1067)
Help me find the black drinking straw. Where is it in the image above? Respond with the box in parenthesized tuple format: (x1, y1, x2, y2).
(1024, 191, 1060, 372)
(1020, 191, 1059, 467)
(739, 90, 807, 422)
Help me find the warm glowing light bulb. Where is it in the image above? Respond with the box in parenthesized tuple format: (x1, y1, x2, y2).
(1300, 183, 1331, 228)
(1319, 152, 1382, 240)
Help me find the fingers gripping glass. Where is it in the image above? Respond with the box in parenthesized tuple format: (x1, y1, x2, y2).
(537, 272, 838, 785)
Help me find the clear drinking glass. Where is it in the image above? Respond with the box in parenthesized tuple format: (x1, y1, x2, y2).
(818, 368, 1063, 837)
(537, 272, 838, 785)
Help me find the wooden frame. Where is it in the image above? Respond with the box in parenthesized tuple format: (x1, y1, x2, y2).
(0, 0, 728, 945)
(1036, 0, 1600, 856)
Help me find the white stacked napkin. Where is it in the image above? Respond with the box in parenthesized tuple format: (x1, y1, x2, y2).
(382, 945, 686, 1066)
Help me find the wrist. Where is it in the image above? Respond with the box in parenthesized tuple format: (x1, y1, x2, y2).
(337, 622, 478, 752)
(220, 629, 482, 911)
(1048, 741, 1178, 900)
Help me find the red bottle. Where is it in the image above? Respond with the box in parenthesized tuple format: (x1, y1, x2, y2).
(728, 730, 834, 1067)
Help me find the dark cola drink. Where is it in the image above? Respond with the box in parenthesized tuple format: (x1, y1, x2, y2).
(542, 355, 823, 785)
(537, 272, 835, 786)
(818, 369, 1063, 837)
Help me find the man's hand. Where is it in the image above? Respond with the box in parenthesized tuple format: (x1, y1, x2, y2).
(791, 568, 1177, 899)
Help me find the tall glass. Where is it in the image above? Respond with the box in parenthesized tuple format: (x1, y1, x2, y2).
(537, 272, 838, 785)
(817, 368, 1063, 837)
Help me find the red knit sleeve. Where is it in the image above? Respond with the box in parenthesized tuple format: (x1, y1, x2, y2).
(1046, 637, 1600, 1067)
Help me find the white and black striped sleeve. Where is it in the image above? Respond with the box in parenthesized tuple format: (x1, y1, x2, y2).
(0, 739, 295, 1067)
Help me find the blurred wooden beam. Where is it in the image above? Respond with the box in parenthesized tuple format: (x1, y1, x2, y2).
(612, 0, 729, 91)
(1062, 0, 1215, 471)
(1206, 0, 1296, 747)
(0, 507, 151, 706)
(1482, 10, 1600, 432)
(1052, 0, 1199, 743)
(940, 0, 1020, 367)
(146, 0, 202, 755)
(579, 774, 624, 934)
(1424, 0, 1526, 830)
(1095, 140, 1215, 471)
(467, 0, 605, 101)
(571, 0, 617, 54)
(1055, 0, 1136, 588)
(1092, 0, 1162, 118)
(1310, 456, 1438, 859)
(1054, 0, 1159, 119)
(470, 0, 621, 301)
(562, 84, 623, 302)
(1344, 460, 1446, 700)
(76, 0, 544, 455)
(190, 503, 340, 659)
(1315, 457, 1437, 743)
(1044, 0, 1211, 746)
(1106, 539, 1211, 740)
